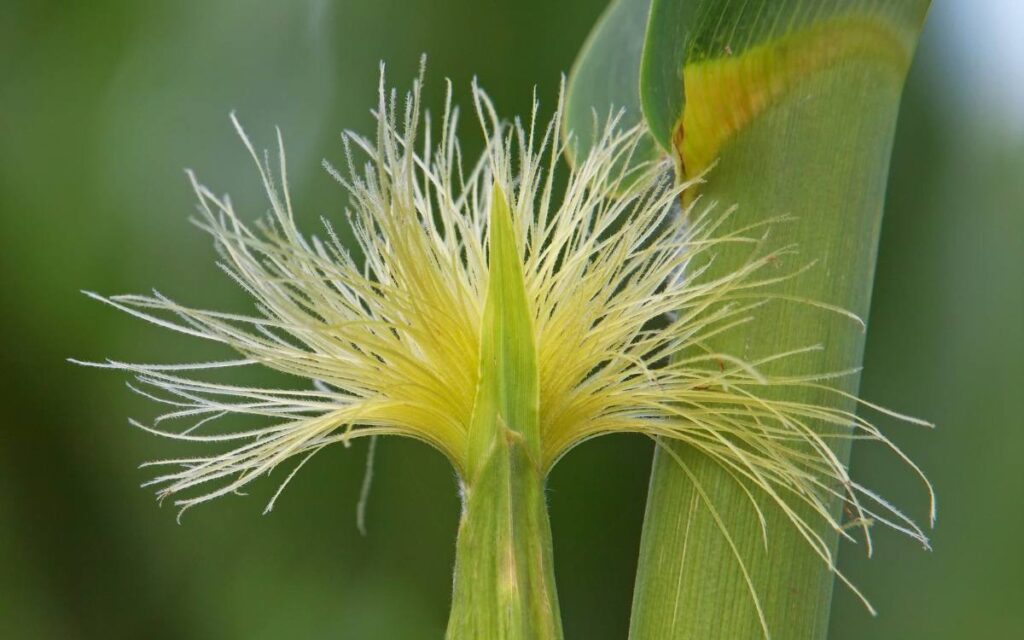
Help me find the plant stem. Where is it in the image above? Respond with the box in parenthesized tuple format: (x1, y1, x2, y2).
(447, 431, 562, 640)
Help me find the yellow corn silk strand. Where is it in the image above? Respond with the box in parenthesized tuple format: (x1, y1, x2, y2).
(79, 69, 932, 639)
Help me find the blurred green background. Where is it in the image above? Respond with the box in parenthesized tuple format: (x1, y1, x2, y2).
(1, 1, 1020, 638)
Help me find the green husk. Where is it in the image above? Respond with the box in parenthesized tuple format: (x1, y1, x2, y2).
(568, 1, 930, 638)
(446, 186, 562, 640)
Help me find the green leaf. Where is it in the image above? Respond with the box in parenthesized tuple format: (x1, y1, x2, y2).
(564, 0, 662, 178)
(629, 1, 932, 639)
(635, 0, 696, 151)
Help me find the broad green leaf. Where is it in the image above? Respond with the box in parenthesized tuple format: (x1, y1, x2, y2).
(630, 2, 932, 639)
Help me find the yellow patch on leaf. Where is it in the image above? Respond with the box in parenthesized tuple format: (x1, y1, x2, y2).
(676, 16, 914, 184)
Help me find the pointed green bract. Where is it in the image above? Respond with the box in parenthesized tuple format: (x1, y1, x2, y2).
(448, 185, 562, 640)
(465, 185, 541, 479)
